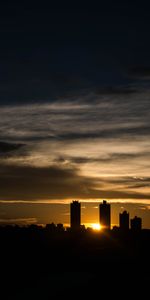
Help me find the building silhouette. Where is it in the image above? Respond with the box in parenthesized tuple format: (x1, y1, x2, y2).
(131, 216, 142, 231)
(70, 201, 81, 230)
(119, 210, 129, 230)
(99, 200, 111, 229)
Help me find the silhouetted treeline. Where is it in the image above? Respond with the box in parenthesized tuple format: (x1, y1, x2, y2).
(0, 225, 149, 299)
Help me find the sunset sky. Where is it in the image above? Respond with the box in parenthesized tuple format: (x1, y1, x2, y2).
(0, 1, 150, 228)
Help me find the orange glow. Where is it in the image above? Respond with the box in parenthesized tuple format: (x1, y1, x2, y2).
(91, 223, 102, 230)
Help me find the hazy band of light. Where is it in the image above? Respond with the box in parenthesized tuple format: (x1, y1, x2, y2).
(0, 218, 37, 224)
(0, 199, 149, 205)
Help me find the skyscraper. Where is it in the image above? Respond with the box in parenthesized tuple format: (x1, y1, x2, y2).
(131, 216, 142, 231)
(119, 210, 129, 230)
(70, 201, 81, 230)
(99, 200, 111, 230)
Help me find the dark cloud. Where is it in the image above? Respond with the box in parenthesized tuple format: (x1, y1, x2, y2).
(54, 152, 150, 165)
(0, 141, 25, 154)
(0, 163, 92, 200)
(100, 176, 150, 190)
(0, 163, 149, 201)
(57, 125, 150, 141)
(129, 183, 150, 189)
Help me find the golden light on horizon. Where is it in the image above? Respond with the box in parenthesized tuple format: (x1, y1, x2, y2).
(91, 223, 102, 231)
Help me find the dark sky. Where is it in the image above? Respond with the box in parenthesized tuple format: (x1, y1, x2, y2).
(0, 1, 150, 227)
(1, 1, 150, 104)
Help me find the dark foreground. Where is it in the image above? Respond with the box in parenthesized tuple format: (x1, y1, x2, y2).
(0, 226, 149, 299)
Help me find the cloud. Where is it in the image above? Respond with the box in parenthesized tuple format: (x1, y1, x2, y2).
(98, 175, 150, 189)
(0, 217, 37, 225)
(56, 124, 150, 140)
(54, 152, 150, 165)
(0, 163, 149, 202)
(0, 86, 149, 144)
(0, 141, 25, 154)
(0, 163, 92, 200)
(0, 85, 149, 205)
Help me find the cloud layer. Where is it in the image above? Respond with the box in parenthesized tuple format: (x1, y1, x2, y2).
(0, 85, 150, 204)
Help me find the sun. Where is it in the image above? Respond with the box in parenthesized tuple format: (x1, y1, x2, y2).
(91, 223, 101, 231)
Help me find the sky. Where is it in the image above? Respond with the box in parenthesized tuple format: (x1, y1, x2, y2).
(0, 1, 150, 228)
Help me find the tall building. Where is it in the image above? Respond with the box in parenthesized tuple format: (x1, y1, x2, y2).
(119, 210, 129, 230)
(131, 216, 142, 231)
(99, 200, 111, 230)
(70, 201, 81, 230)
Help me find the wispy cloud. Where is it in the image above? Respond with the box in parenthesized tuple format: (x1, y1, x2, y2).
(0, 85, 149, 204)
(0, 163, 149, 203)
(0, 217, 37, 225)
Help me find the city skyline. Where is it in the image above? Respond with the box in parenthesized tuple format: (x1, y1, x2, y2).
(0, 199, 144, 230)
(0, 198, 149, 228)
(69, 200, 142, 230)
